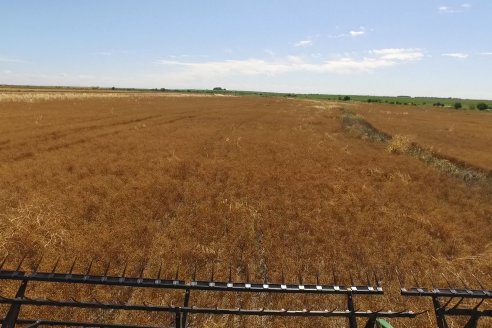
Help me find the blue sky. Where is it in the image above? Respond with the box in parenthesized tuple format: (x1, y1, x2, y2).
(1, 0, 491, 98)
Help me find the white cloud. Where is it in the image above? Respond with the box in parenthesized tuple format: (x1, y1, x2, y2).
(438, 6, 451, 12)
(438, 3, 471, 13)
(349, 31, 365, 37)
(329, 27, 367, 39)
(370, 48, 424, 61)
(294, 40, 313, 47)
(349, 27, 366, 37)
(442, 53, 468, 59)
(479, 52, 492, 56)
(158, 48, 424, 80)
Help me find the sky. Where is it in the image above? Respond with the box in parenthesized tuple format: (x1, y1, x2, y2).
(1, 0, 492, 99)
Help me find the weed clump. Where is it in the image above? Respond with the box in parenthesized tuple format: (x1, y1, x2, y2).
(386, 135, 413, 154)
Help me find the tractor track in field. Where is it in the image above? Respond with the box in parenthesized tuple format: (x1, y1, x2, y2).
(2, 110, 218, 163)
(339, 107, 492, 186)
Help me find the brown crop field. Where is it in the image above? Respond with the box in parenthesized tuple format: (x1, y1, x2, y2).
(0, 93, 491, 327)
(349, 103, 492, 173)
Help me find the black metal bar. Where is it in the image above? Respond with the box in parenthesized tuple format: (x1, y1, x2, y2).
(402, 285, 491, 327)
(175, 311, 181, 328)
(0, 270, 383, 295)
(0, 270, 186, 290)
(0, 296, 416, 318)
(401, 287, 491, 299)
(364, 317, 376, 328)
(432, 296, 449, 328)
(464, 313, 480, 328)
(2, 279, 28, 328)
(182, 288, 191, 328)
(442, 308, 492, 316)
(0, 318, 168, 328)
(0, 296, 178, 314)
(189, 280, 382, 295)
(25, 321, 41, 328)
(347, 292, 357, 328)
(180, 308, 415, 318)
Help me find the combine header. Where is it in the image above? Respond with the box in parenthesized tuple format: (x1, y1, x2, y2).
(0, 257, 417, 328)
(0, 257, 489, 327)
(401, 281, 491, 327)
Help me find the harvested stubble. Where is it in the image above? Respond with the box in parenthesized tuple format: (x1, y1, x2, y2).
(0, 94, 490, 327)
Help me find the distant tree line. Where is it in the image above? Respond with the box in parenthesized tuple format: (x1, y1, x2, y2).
(476, 102, 489, 110)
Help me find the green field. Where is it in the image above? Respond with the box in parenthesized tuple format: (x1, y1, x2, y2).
(1, 84, 491, 110)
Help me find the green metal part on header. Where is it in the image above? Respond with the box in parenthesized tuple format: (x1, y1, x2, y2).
(376, 318, 394, 328)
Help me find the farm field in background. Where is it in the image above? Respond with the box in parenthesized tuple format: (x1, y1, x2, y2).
(0, 93, 490, 327)
(349, 102, 492, 172)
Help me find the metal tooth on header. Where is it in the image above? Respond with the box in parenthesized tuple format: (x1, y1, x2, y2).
(192, 264, 197, 281)
(471, 273, 486, 290)
(228, 263, 232, 283)
(51, 257, 61, 273)
(316, 271, 320, 286)
(139, 261, 147, 279)
(281, 269, 285, 285)
(332, 268, 338, 286)
(451, 297, 465, 310)
(32, 255, 44, 273)
(442, 297, 454, 309)
(365, 271, 371, 286)
(121, 261, 128, 277)
(349, 271, 355, 286)
(16, 254, 26, 271)
(441, 273, 453, 289)
(456, 273, 470, 290)
(411, 270, 421, 288)
(104, 261, 111, 277)
(69, 257, 77, 275)
(86, 258, 94, 276)
(0, 254, 8, 270)
(472, 298, 485, 311)
(174, 264, 180, 281)
(430, 275, 437, 290)
(263, 268, 268, 285)
(374, 270, 381, 288)
(298, 272, 303, 286)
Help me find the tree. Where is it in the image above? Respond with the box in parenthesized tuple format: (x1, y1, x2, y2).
(453, 102, 462, 109)
(476, 103, 489, 111)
